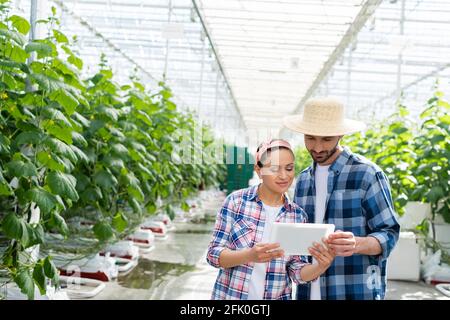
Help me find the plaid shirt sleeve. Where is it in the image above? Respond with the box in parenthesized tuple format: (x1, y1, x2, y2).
(362, 171, 400, 260)
(206, 193, 236, 268)
(287, 255, 310, 285)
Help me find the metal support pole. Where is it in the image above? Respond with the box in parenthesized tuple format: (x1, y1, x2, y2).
(396, 0, 406, 100)
(197, 32, 206, 119)
(213, 71, 220, 129)
(29, 0, 37, 42)
(25, 0, 38, 92)
(347, 47, 352, 108)
(163, 0, 172, 80)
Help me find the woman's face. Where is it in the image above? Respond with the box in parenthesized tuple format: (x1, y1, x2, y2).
(255, 148, 295, 194)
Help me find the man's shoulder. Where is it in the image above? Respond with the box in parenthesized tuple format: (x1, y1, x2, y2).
(347, 150, 384, 176)
(297, 165, 312, 179)
(287, 201, 308, 219)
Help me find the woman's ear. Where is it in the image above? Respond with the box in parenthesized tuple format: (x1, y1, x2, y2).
(254, 165, 262, 179)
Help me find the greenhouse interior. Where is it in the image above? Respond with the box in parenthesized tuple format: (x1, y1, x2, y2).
(0, 0, 449, 302)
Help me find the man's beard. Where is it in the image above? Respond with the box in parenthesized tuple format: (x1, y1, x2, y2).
(309, 141, 339, 164)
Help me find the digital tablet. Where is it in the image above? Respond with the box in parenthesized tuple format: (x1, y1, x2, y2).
(269, 222, 335, 256)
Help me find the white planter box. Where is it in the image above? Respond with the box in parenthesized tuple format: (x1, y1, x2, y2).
(434, 223, 450, 255)
(399, 201, 431, 230)
(387, 232, 420, 281)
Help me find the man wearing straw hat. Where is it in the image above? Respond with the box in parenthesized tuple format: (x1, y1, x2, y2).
(283, 97, 400, 300)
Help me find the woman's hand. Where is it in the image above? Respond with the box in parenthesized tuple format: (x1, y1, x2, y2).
(248, 243, 285, 263)
(308, 240, 335, 271)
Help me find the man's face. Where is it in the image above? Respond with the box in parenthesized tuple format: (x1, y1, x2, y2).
(304, 135, 342, 164)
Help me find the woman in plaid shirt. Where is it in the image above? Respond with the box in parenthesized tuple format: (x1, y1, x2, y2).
(207, 139, 335, 300)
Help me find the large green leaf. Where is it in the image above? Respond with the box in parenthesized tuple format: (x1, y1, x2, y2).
(37, 152, 65, 172)
(128, 197, 142, 214)
(71, 131, 88, 147)
(46, 124, 73, 145)
(0, 29, 27, 46)
(0, 133, 11, 154)
(70, 145, 89, 163)
(14, 270, 35, 300)
(112, 212, 127, 233)
(127, 185, 144, 202)
(0, 171, 13, 196)
(53, 29, 68, 43)
(104, 156, 124, 168)
(26, 187, 57, 214)
(25, 42, 52, 57)
(5, 160, 38, 177)
(32, 263, 46, 295)
(135, 110, 152, 126)
(14, 131, 44, 146)
(49, 211, 68, 235)
(25, 223, 44, 248)
(30, 73, 65, 92)
(1, 213, 23, 240)
(52, 58, 76, 76)
(4, 43, 28, 63)
(71, 112, 90, 127)
(136, 163, 154, 179)
(49, 89, 79, 115)
(80, 187, 103, 202)
(53, 154, 74, 172)
(108, 127, 125, 139)
(426, 186, 444, 203)
(2, 72, 17, 88)
(43, 256, 58, 280)
(125, 172, 140, 189)
(111, 143, 129, 159)
(94, 170, 118, 190)
(93, 221, 115, 241)
(67, 54, 83, 70)
(98, 106, 120, 121)
(0, 58, 27, 71)
(46, 171, 79, 201)
(42, 108, 72, 127)
(45, 138, 77, 163)
(8, 15, 30, 35)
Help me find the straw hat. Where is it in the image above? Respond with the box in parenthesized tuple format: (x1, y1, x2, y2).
(283, 97, 366, 136)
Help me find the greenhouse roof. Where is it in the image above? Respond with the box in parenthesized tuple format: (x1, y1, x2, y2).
(196, 0, 377, 132)
(11, 0, 450, 144)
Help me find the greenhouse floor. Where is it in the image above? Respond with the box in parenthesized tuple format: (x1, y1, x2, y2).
(87, 218, 449, 301)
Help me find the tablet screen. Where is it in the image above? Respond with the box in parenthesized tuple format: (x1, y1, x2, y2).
(269, 222, 335, 255)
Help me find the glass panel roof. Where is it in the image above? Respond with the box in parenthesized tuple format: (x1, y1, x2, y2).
(9, 0, 450, 146)
(306, 0, 450, 135)
(196, 0, 371, 136)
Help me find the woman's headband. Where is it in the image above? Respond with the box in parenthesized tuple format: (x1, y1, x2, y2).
(255, 139, 293, 164)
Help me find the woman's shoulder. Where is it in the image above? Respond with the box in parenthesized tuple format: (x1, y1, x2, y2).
(223, 185, 258, 206)
(227, 185, 258, 200)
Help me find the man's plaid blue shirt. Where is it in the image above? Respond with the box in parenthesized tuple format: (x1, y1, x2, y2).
(294, 147, 400, 300)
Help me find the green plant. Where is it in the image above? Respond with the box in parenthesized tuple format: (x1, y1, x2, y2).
(0, 4, 83, 298)
(294, 147, 311, 174)
(412, 89, 450, 223)
(344, 104, 418, 215)
(0, 3, 225, 299)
